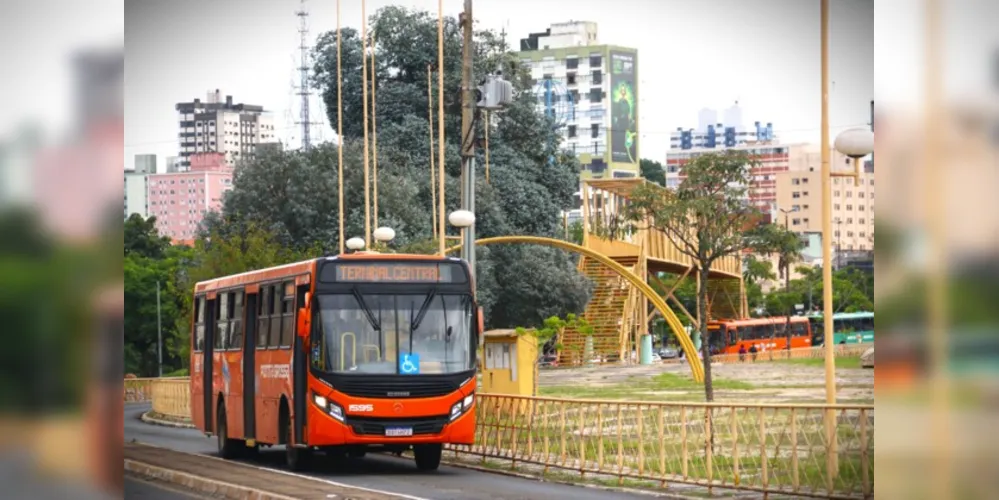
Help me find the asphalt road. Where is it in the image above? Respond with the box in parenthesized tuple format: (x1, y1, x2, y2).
(125, 403, 656, 500)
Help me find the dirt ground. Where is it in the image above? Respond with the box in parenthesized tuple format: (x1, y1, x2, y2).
(539, 359, 874, 404)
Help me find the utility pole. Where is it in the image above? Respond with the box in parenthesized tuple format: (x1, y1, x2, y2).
(459, 0, 476, 277)
(156, 280, 162, 377)
(456, 0, 512, 274)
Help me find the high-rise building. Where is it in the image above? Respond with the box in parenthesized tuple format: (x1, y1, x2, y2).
(165, 155, 180, 173)
(134, 154, 157, 174)
(664, 104, 785, 213)
(670, 103, 775, 151)
(518, 22, 640, 182)
(147, 152, 232, 243)
(0, 125, 41, 207)
(124, 154, 155, 219)
(175, 90, 277, 170)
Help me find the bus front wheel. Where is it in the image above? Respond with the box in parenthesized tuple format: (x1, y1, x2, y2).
(283, 412, 311, 471)
(413, 444, 442, 471)
(216, 404, 239, 459)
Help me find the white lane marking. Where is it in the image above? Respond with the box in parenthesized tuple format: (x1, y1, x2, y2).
(258, 465, 429, 500)
(128, 441, 429, 500)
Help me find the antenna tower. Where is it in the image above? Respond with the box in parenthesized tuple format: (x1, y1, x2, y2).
(295, 0, 322, 150)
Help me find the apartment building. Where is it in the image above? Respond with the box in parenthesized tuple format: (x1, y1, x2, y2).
(147, 152, 232, 242)
(176, 90, 277, 170)
(775, 146, 875, 253)
(519, 22, 640, 181)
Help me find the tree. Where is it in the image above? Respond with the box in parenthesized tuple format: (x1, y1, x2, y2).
(515, 314, 593, 396)
(174, 222, 323, 361)
(742, 255, 776, 315)
(624, 150, 760, 402)
(747, 223, 805, 348)
(125, 214, 170, 259)
(199, 5, 590, 331)
(639, 158, 666, 186)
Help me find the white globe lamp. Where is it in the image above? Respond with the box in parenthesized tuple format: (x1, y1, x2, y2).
(833, 127, 875, 159)
(346, 237, 365, 251)
(448, 209, 475, 228)
(373, 226, 396, 243)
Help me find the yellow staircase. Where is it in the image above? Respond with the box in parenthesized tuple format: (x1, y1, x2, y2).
(558, 256, 636, 365)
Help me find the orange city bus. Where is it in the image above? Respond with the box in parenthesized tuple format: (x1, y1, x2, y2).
(706, 316, 813, 356)
(190, 252, 483, 471)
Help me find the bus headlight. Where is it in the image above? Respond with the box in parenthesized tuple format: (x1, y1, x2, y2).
(313, 394, 327, 408)
(451, 393, 474, 421)
(313, 392, 344, 422)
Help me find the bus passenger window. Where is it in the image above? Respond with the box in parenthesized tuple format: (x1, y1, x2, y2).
(268, 285, 282, 348)
(257, 286, 271, 349)
(279, 282, 294, 348)
(793, 322, 807, 337)
(194, 296, 205, 352)
(215, 294, 228, 350)
(230, 291, 244, 350)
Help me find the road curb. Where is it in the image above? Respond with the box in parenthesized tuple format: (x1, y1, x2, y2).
(124, 459, 300, 500)
(438, 456, 692, 499)
(141, 411, 195, 429)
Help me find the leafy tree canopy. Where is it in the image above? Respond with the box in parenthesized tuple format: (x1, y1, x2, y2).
(201, 6, 590, 330)
(639, 158, 666, 187)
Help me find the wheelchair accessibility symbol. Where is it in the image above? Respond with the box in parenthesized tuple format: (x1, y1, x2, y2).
(399, 353, 421, 375)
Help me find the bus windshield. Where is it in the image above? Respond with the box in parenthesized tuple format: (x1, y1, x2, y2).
(312, 293, 475, 375)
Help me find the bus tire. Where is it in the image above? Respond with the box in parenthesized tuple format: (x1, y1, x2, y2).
(413, 444, 442, 471)
(282, 403, 310, 471)
(216, 402, 239, 459)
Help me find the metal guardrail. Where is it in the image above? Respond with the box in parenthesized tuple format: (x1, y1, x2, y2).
(129, 378, 873, 499)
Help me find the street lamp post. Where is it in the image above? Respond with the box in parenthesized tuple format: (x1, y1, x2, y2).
(820, 0, 875, 481)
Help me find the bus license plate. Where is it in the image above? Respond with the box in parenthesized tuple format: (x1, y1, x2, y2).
(385, 426, 413, 437)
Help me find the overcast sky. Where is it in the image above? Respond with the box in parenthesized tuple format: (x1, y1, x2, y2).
(123, 0, 874, 170)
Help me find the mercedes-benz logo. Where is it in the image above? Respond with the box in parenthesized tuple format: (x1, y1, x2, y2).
(393, 402, 404, 413)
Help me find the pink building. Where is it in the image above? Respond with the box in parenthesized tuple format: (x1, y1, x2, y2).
(147, 152, 232, 242)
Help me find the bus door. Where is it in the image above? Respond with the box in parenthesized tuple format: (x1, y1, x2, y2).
(243, 291, 258, 440)
(203, 294, 217, 433)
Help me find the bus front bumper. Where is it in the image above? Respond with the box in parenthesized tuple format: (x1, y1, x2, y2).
(306, 402, 476, 447)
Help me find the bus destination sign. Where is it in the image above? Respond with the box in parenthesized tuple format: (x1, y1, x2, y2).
(324, 261, 465, 284)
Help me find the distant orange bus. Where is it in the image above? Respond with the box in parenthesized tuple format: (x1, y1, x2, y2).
(190, 252, 482, 471)
(706, 316, 813, 355)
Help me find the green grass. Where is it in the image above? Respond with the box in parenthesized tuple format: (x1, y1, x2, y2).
(650, 372, 756, 391)
(777, 356, 862, 369)
(540, 372, 755, 401)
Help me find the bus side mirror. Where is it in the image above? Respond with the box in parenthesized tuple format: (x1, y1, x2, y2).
(297, 292, 312, 339)
(297, 308, 311, 339)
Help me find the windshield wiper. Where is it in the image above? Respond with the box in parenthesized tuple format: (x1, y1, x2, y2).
(352, 286, 381, 331)
(410, 288, 437, 332)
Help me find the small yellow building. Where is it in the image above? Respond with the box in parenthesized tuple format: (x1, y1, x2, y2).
(479, 329, 538, 396)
